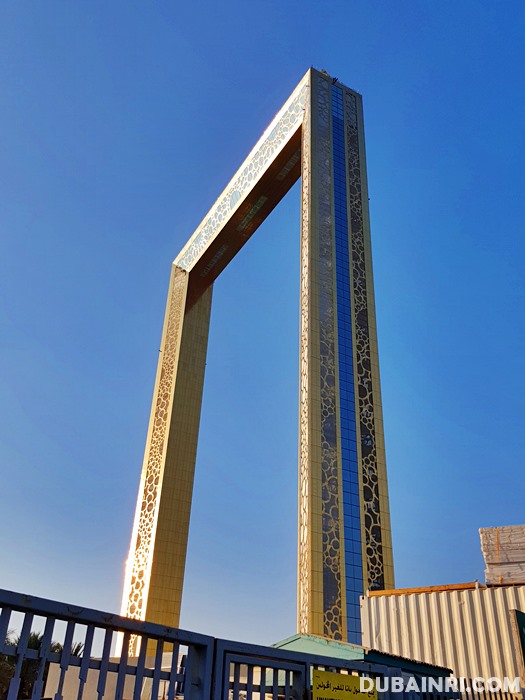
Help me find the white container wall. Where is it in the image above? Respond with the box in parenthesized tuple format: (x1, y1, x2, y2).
(361, 585, 525, 681)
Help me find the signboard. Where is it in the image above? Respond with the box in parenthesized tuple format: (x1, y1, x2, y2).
(312, 669, 377, 700)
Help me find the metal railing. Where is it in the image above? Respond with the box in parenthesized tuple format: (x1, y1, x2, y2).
(213, 637, 400, 700)
(0, 588, 457, 700)
(0, 589, 213, 700)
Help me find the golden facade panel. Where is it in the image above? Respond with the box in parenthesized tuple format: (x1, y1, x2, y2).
(122, 68, 394, 646)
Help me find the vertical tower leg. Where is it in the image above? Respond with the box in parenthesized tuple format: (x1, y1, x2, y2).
(298, 70, 394, 645)
(121, 264, 212, 649)
(298, 70, 347, 641)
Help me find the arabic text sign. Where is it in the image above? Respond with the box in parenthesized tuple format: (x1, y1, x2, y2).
(312, 669, 377, 700)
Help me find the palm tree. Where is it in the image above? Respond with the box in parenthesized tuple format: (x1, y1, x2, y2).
(0, 631, 15, 700)
(1, 631, 83, 700)
(69, 642, 84, 658)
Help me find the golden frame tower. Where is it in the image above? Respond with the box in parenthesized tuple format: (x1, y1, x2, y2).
(121, 68, 394, 645)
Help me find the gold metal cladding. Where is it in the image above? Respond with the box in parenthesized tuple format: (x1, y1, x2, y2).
(354, 98, 394, 588)
(175, 74, 309, 272)
(146, 283, 213, 628)
(344, 90, 394, 590)
(297, 76, 312, 636)
(121, 68, 394, 645)
(121, 68, 310, 642)
(314, 73, 344, 640)
(122, 272, 212, 655)
(121, 265, 189, 625)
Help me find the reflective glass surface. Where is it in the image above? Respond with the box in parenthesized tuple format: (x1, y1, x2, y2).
(332, 86, 363, 645)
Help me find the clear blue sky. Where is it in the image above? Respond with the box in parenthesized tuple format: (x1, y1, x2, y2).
(1, 2, 524, 645)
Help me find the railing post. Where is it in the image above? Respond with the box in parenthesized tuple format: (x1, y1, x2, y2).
(186, 641, 214, 700)
(7, 612, 33, 700)
(295, 662, 308, 700)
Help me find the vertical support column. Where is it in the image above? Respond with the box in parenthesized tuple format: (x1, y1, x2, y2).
(297, 70, 319, 637)
(332, 83, 362, 642)
(344, 90, 394, 591)
(299, 71, 394, 644)
(298, 70, 347, 641)
(147, 283, 213, 626)
(121, 263, 213, 648)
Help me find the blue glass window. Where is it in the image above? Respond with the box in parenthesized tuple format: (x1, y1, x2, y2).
(332, 85, 363, 645)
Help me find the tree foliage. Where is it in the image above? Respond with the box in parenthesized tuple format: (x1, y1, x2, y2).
(0, 631, 83, 700)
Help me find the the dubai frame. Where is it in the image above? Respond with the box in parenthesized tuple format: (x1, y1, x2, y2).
(121, 68, 394, 645)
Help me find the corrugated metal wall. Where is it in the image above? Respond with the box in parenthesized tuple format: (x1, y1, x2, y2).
(361, 585, 525, 680)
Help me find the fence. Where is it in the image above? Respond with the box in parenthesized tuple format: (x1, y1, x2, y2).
(0, 588, 455, 700)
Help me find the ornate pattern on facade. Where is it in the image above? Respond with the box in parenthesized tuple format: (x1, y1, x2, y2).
(315, 76, 344, 639)
(122, 68, 394, 648)
(176, 82, 308, 272)
(122, 266, 188, 625)
(297, 83, 311, 637)
(345, 91, 385, 590)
